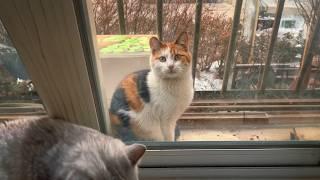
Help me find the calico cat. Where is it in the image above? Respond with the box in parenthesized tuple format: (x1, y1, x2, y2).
(0, 117, 146, 180)
(109, 32, 194, 141)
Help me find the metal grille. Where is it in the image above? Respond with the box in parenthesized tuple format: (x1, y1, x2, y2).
(115, 0, 320, 97)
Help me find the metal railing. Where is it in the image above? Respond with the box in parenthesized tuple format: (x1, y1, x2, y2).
(221, 0, 243, 92)
(258, 0, 285, 92)
(231, 64, 320, 89)
(115, 0, 320, 97)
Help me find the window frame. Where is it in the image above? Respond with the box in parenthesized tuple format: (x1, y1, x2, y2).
(77, 0, 320, 179)
(73, 0, 109, 134)
(139, 167, 320, 179)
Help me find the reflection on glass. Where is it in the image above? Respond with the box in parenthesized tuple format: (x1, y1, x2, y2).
(0, 21, 36, 99)
(0, 20, 43, 120)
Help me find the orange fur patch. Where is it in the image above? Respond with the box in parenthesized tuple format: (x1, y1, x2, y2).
(151, 50, 162, 61)
(109, 112, 121, 125)
(168, 43, 191, 64)
(121, 74, 144, 112)
(109, 112, 122, 137)
(151, 43, 167, 61)
(151, 43, 191, 64)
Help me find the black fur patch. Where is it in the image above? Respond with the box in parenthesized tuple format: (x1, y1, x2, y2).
(109, 69, 151, 141)
(135, 69, 151, 103)
(109, 88, 130, 126)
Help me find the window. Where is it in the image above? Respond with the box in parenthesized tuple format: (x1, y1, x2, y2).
(83, 0, 320, 177)
(82, 0, 320, 177)
(90, 0, 320, 142)
(1, 0, 320, 179)
(281, 20, 296, 28)
(0, 20, 45, 120)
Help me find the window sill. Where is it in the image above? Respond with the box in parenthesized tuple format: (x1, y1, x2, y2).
(140, 166, 320, 179)
(138, 141, 320, 179)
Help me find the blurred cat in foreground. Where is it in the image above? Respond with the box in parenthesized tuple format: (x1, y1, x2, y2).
(0, 117, 146, 180)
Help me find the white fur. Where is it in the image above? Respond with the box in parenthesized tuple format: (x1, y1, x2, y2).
(129, 48, 194, 141)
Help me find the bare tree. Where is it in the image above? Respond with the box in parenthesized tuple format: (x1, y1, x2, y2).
(92, 1, 232, 75)
(289, 0, 320, 89)
(294, 0, 320, 28)
(198, 13, 232, 72)
(162, 2, 195, 41)
(92, 0, 119, 34)
(92, 0, 157, 35)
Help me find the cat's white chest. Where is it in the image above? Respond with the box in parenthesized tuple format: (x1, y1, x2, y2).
(135, 73, 193, 140)
(152, 82, 193, 118)
(149, 74, 193, 117)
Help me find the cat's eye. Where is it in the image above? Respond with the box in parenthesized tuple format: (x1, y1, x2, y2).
(174, 54, 181, 61)
(159, 56, 166, 62)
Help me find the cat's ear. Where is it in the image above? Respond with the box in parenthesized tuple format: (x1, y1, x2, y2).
(126, 144, 146, 166)
(149, 37, 162, 51)
(175, 31, 189, 50)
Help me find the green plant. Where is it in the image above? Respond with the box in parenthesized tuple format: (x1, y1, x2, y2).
(99, 36, 150, 54)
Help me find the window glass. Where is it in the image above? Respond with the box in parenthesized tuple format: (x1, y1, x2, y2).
(194, 0, 232, 91)
(234, 0, 271, 90)
(267, 0, 305, 90)
(308, 55, 320, 90)
(91, 0, 320, 141)
(0, 19, 45, 120)
(281, 20, 296, 28)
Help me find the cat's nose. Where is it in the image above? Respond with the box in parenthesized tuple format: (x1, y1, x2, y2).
(168, 65, 174, 70)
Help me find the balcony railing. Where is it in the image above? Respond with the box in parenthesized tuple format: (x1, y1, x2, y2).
(115, 0, 320, 99)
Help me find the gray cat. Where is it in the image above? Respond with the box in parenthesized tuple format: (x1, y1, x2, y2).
(0, 117, 146, 180)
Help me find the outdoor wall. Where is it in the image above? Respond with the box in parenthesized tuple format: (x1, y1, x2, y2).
(100, 54, 149, 104)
